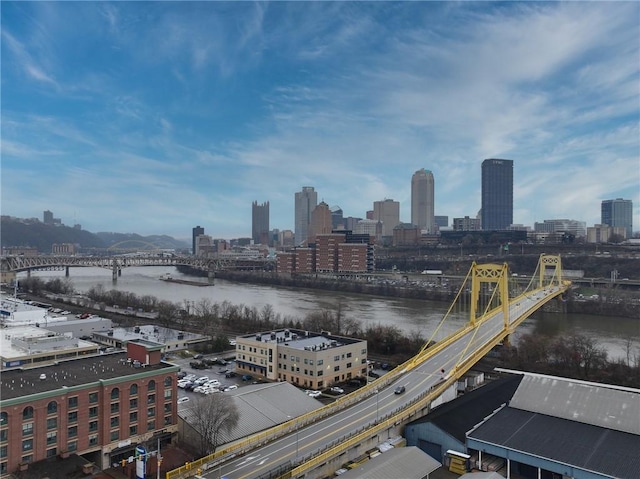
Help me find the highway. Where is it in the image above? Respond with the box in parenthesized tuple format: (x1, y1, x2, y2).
(202, 285, 565, 479)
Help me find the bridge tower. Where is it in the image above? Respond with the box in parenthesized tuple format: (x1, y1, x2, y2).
(469, 262, 510, 329)
(538, 254, 563, 287)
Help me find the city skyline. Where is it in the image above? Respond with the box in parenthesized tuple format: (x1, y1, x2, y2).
(2, 2, 638, 239)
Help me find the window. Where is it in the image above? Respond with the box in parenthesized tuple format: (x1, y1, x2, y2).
(68, 426, 77, 438)
(317, 360, 323, 366)
(89, 392, 98, 404)
(147, 420, 155, 431)
(164, 403, 171, 413)
(0, 412, 7, 426)
(47, 418, 57, 430)
(68, 411, 78, 423)
(304, 358, 308, 364)
(22, 439, 33, 452)
(67, 441, 77, 452)
(22, 406, 34, 420)
(148, 380, 155, 391)
(147, 394, 155, 405)
(22, 423, 33, 437)
(130, 398, 138, 409)
(89, 421, 98, 432)
(346, 352, 352, 358)
(21, 454, 33, 464)
(68, 396, 78, 408)
(47, 401, 57, 414)
(0, 430, 6, 442)
(89, 435, 98, 447)
(110, 417, 119, 428)
(129, 412, 137, 423)
(334, 366, 340, 372)
(130, 383, 138, 396)
(111, 388, 119, 400)
(147, 407, 155, 418)
(47, 431, 57, 445)
(164, 416, 172, 426)
(110, 403, 119, 414)
(1, 462, 7, 474)
(164, 389, 172, 399)
(46, 448, 57, 458)
(346, 362, 352, 368)
(129, 425, 137, 436)
(361, 348, 367, 355)
(110, 430, 119, 442)
(89, 407, 98, 418)
(164, 377, 172, 387)
(334, 355, 340, 361)
(317, 370, 323, 376)
(0, 446, 6, 458)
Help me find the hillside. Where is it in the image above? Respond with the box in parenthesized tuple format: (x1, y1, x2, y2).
(1, 217, 188, 253)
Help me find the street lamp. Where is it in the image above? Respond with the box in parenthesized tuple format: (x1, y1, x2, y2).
(374, 389, 379, 421)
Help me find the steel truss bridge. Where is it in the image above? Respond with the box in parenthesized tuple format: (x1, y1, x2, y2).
(1, 254, 271, 281)
(167, 254, 571, 479)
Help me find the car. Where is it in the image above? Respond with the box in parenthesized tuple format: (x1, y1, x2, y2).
(394, 385, 406, 395)
(241, 374, 253, 381)
(330, 387, 345, 395)
(223, 385, 238, 392)
(177, 397, 190, 404)
(307, 390, 322, 398)
(193, 354, 203, 359)
(225, 371, 237, 378)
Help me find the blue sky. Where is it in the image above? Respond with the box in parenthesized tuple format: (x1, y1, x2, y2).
(2, 1, 638, 240)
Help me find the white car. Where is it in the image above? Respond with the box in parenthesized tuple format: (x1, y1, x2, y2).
(307, 390, 322, 398)
(330, 387, 345, 395)
(177, 397, 190, 404)
(204, 388, 220, 395)
(223, 385, 238, 392)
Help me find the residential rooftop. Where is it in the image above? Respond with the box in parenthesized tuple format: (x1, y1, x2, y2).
(0, 352, 177, 402)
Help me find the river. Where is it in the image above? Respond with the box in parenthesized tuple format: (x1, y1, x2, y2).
(20, 266, 640, 362)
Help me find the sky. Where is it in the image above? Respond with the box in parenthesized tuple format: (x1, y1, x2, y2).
(1, 1, 639, 241)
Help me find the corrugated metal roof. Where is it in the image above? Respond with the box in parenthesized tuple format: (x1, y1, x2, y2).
(180, 382, 321, 445)
(509, 373, 640, 435)
(468, 407, 640, 479)
(336, 446, 440, 479)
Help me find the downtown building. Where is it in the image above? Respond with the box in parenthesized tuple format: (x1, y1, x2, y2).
(252, 200, 270, 245)
(372, 199, 400, 239)
(0, 341, 179, 475)
(234, 328, 368, 390)
(601, 198, 633, 239)
(411, 169, 435, 233)
(191, 226, 204, 255)
(294, 187, 318, 246)
(481, 159, 513, 231)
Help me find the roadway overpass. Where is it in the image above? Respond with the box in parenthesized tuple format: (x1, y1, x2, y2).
(168, 254, 570, 479)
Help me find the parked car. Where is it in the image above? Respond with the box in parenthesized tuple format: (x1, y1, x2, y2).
(307, 390, 322, 398)
(394, 385, 406, 395)
(223, 385, 238, 392)
(193, 354, 203, 359)
(242, 374, 253, 381)
(225, 371, 237, 378)
(330, 387, 345, 395)
(177, 397, 190, 404)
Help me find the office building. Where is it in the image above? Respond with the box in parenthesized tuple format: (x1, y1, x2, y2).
(534, 219, 586, 239)
(586, 224, 627, 244)
(481, 159, 513, 231)
(411, 169, 435, 233)
(294, 187, 317, 246)
(43, 210, 54, 225)
(330, 206, 344, 230)
(252, 201, 270, 245)
(309, 202, 332, 244)
(0, 341, 179, 474)
(235, 328, 367, 390)
(601, 198, 633, 239)
(191, 226, 204, 255)
(453, 216, 481, 232)
(373, 199, 400, 237)
(393, 223, 420, 246)
(434, 216, 449, 229)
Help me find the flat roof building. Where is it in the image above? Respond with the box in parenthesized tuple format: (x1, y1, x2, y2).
(235, 328, 367, 390)
(91, 325, 209, 353)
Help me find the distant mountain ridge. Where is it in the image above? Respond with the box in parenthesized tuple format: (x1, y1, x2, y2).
(1, 216, 189, 253)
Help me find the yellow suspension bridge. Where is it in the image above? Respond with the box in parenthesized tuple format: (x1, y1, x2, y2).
(168, 254, 570, 479)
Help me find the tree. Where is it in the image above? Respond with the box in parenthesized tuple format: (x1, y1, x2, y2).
(190, 393, 240, 456)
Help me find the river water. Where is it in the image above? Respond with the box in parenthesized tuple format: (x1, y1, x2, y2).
(21, 266, 640, 362)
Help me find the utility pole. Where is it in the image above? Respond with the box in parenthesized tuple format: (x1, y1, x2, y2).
(156, 437, 162, 479)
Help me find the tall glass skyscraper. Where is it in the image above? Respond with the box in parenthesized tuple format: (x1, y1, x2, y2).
(601, 198, 633, 239)
(192, 225, 204, 255)
(294, 186, 317, 246)
(411, 169, 435, 233)
(481, 159, 513, 231)
(252, 200, 270, 245)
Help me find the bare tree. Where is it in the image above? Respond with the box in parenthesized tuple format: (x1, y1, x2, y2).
(190, 393, 240, 456)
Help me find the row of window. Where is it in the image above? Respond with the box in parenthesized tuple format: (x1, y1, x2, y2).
(2, 380, 173, 426)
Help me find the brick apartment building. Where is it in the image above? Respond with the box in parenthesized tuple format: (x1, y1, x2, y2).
(0, 340, 178, 476)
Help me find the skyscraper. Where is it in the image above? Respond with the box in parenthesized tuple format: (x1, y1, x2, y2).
(252, 201, 270, 245)
(309, 201, 332, 243)
(294, 186, 317, 246)
(481, 159, 513, 231)
(192, 225, 204, 255)
(373, 199, 400, 237)
(411, 169, 435, 233)
(601, 198, 633, 239)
